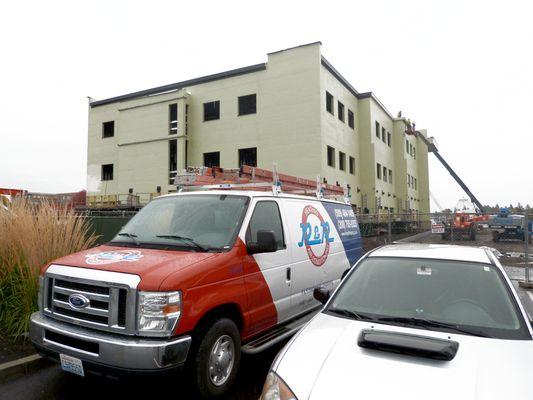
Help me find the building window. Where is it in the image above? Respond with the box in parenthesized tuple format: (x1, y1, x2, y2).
(389, 169, 393, 184)
(387, 132, 391, 147)
(348, 110, 354, 129)
(185, 104, 189, 135)
(326, 92, 334, 114)
(102, 121, 114, 138)
(406, 139, 409, 153)
(381, 127, 386, 143)
(169, 139, 177, 184)
(339, 152, 346, 171)
(349, 156, 355, 175)
(407, 174, 411, 188)
(101, 164, 113, 181)
(203, 100, 220, 121)
(413, 147, 416, 159)
(239, 147, 257, 167)
(204, 152, 220, 168)
(169, 104, 178, 134)
(383, 166, 388, 182)
(337, 101, 345, 122)
(238, 94, 256, 116)
(377, 163, 382, 179)
(327, 146, 335, 167)
(375, 121, 380, 138)
(185, 139, 189, 168)
(410, 143, 414, 156)
(414, 177, 417, 190)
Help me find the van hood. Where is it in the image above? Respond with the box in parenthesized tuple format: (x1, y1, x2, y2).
(275, 312, 533, 400)
(46, 245, 217, 291)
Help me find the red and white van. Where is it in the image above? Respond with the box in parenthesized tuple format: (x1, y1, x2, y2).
(30, 189, 362, 397)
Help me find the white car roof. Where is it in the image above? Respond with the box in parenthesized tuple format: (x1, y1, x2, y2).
(369, 243, 492, 264)
(159, 190, 348, 205)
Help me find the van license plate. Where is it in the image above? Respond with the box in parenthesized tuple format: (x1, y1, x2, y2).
(60, 354, 84, 377)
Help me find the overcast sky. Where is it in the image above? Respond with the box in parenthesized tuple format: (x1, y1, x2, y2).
(1, 0, 532, 210)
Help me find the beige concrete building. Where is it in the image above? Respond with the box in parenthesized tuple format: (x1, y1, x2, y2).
(87, 42, 430, 213)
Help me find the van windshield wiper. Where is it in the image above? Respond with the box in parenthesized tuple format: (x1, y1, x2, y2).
(116, 232, 140, 246)
(155, 235, 209, 252)
(376, 316, 492, 338)
(326, 307, 377, 321)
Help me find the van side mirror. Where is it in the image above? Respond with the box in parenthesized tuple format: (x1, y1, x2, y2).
(247, 230, 278, 254)
(313, 287, 330, 305)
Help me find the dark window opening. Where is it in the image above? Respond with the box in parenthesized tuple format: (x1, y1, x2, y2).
(383, 166, 388, 182)
(389, 169, 393, 184)
(239, 147, 257, 167)
(381, 127, 386, 142)
(185, 104, 189, 135)
(349, 156, 355, 174)
(339, 152, 346, 171)
(185, 139, 188, 169)
(169, 139, 177, 184)
(348, 110, 355, 129)
(327, 146, 335, 167)
(203, 101, 220, 121)
(377, 163, 382, 179)
(326, 92, 334, 114)
(204, 152, 220, 168)
(169, 104, 178, 134)
(102, 121, 114, 138)
(238, 94, 256, 116)
(387, 132, 391, 146)
(375, 121, 380, 138)
(338, 101, 345, 122)
(102, 164, 114, 181)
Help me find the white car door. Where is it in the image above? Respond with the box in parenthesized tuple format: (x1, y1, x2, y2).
(243, 198, 293, 324)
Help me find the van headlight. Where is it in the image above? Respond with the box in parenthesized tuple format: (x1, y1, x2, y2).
(137, 291, 181, 336)
(260, 371, 298, 400)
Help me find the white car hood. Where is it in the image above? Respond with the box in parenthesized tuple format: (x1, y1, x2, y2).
(275, 312, 533, 400)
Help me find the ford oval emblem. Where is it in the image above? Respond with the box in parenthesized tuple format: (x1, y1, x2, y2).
(68, 294, 90, 309)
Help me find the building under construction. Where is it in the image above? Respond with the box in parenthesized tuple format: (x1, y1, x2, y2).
(87, 42, 430, 214)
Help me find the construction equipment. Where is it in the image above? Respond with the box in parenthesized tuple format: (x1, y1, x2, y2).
(487, 208, 532, 243)
(415, 131, 485, 213)
(441, 210, 489, 241)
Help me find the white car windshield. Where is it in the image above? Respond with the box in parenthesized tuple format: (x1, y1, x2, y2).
(109, 194, 249, 251)
(327, 257, 530, 339)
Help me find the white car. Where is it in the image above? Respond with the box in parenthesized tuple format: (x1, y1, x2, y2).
(261, 243, 533, 400)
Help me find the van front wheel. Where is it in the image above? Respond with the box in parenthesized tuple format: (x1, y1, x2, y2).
(193, 318, 241, 398)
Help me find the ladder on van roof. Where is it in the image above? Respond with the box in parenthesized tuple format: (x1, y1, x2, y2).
(171, 164, 352, 204)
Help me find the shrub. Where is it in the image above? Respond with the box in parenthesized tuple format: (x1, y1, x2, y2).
(0, 199, 97, 339)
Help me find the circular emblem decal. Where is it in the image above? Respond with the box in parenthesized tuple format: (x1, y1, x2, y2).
(298, 205, 334, 267)
(68, 293, 90, 309)
(85, 250, 144, 265)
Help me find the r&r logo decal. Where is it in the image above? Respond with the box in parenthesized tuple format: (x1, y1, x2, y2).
(298, 205, 334, 266)
(85, 250, 144, 265)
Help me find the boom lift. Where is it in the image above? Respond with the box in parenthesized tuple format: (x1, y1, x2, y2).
(414, 129, 487, 240)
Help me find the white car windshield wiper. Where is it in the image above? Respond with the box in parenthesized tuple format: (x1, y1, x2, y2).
(116, 232, 140, 246)
(155, 235, 209, 252)
(377, 316, 492, 338)
(327, 307, 377, 321)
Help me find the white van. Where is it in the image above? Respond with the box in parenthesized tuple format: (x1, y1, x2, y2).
(30, 189, 363, 397)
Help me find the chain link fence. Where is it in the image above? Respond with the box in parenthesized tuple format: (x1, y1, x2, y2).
(358, 209, 532, 284)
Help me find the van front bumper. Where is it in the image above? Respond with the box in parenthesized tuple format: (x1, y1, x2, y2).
(29, 312, 191, 372)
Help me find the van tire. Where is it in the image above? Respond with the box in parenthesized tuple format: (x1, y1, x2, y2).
(193, 318, 241, 398)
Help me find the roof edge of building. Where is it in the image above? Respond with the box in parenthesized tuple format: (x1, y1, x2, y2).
(90, 63, 267, 108)
(267, 41, 322, 55)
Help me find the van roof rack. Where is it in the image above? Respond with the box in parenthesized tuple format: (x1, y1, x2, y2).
(171, 165, 352, 204)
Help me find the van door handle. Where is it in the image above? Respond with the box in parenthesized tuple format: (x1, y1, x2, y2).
(286, 267, 291, 282)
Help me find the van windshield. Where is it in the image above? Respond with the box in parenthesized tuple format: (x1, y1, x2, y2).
(109, 194, 249, 252)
